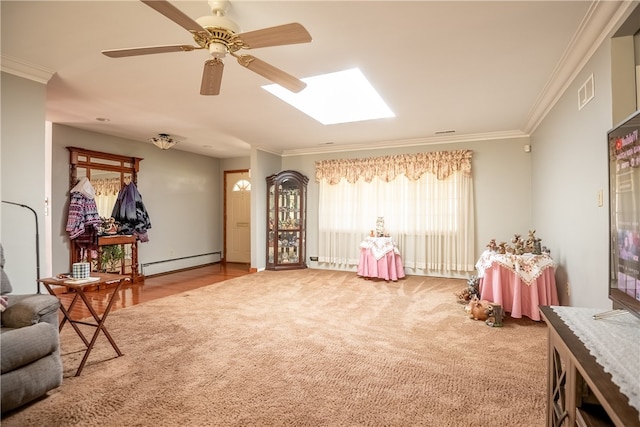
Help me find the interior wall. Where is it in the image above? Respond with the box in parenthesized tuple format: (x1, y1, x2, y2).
(220, 157, 250, 172)
(530, 41, 614, 309)
(612, 35, 637, 124)
(0, 72, 47, 294)
(51, 124, 222, 277)
(531, 6, 639, 310)
(250, 148, 283, 271)
(282, 137, 533, 274)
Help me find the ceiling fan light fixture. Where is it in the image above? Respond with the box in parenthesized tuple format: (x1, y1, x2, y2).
(150, 133, 178, 150)
(195, 15, 240, 35)
(208, 42, 227, 58)
(103, 0, 311, 96)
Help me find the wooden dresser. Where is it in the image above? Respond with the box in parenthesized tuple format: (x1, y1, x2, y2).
(539, 306, 639, 427)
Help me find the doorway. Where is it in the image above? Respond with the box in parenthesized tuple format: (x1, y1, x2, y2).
(224, 170, 251, 264)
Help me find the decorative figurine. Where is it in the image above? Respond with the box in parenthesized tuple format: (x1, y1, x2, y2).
(485, 304, 504, 327)
(465, 297, 493, 321)
(525, 230, 542, 254)
(376, 217, 385, 237)
(455, 276, 480, 303)
(511, 234, 525, 255)
(488, 230, 547, 256)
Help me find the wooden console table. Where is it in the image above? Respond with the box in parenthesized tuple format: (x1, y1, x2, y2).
(539, 306, 639, 427)
(97, 235, 139, 283)
(71, 234, 139, 283)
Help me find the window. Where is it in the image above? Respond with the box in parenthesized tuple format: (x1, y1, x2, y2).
(316, 151, 475, 273)
(233, 179, 251, 192)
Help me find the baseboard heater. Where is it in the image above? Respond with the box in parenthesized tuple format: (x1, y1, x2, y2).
(140, 251, 222, 276)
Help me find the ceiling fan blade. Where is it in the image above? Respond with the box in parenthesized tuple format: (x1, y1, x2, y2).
(102, 45, 201, 58)
(201, 58, 224, 96)
(140, 0, 208, 34)
(236, 54, 306, 93)
(236, 23, 312, 49)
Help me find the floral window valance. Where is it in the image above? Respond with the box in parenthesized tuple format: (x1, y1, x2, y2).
(315, 150, 473, 184)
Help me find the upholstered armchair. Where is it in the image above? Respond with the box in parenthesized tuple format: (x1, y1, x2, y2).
(0, 244, 63, 414)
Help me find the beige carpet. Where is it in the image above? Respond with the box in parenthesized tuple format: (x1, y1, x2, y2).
(2, 269, 549, 427)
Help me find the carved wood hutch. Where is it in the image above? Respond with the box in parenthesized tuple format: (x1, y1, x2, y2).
(266, 170, 308, 270)
(68, 147, 143, 283)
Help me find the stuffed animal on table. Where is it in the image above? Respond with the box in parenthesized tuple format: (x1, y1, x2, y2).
(511, 234, 525, 255)
(486, 238, 498, 252)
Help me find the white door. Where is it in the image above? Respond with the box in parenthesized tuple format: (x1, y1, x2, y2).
(225, 171, 251, 263)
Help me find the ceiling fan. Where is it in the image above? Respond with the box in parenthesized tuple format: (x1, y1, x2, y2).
(102, 0, 312, 95)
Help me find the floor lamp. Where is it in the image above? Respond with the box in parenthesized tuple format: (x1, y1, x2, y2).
(1, 200, 41, 293)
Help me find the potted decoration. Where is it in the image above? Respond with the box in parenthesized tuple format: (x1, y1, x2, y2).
(96, 245, 125, 273)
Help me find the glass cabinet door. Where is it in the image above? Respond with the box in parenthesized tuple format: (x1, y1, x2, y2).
(266, 171, 308, 270)
(267, 183, 276, 267)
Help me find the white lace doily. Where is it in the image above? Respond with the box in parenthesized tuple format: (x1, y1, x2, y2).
(551, 306, 640, 419)
(476, 250, 554, 284)
(360, 237, 400, 260)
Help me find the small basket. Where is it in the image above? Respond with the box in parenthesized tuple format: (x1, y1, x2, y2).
(72, 262, 91, 279)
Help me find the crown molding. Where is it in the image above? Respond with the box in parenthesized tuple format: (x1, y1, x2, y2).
(524, 0, 638, 135)
(253, 145, 284, 157)
(1, 54, 55, 84)
(281, 130, 529, 157)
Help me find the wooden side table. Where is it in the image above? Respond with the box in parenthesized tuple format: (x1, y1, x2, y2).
(40, 273, 129, 376)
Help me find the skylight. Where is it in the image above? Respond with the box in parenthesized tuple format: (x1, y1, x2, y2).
(262, 68, 395, 125)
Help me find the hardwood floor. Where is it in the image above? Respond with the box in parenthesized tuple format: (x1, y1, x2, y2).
(52, 262, 251, 320)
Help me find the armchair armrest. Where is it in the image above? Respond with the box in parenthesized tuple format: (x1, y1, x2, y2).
(1, 294, 60, 328)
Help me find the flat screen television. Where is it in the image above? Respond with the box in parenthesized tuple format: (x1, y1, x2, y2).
(608, 109, 640, 319)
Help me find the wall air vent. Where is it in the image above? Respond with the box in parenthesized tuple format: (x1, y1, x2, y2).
(578, 74, 594, 110)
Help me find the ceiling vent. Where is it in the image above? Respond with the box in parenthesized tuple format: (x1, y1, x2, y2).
(578, 74, 594, 110)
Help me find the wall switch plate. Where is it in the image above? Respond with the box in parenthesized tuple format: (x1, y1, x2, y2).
(597, 189, 603, 207)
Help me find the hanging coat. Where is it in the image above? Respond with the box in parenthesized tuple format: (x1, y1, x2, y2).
(111, 182, 152, 242)
(66, 177, 101, 240)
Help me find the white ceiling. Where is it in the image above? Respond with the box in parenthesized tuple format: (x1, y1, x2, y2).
(1, 1, 636, 158)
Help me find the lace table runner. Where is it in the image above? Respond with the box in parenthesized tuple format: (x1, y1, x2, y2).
(551, 306, 640, 419)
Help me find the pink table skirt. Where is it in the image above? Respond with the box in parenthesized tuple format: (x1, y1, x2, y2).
(479, 265, 559, 321)
(357, 248, 406, 281)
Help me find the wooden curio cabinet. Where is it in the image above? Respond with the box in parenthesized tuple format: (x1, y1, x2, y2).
(266, 170, 308, 270)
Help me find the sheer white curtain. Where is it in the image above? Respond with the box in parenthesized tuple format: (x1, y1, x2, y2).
(317, 150, 475, 274)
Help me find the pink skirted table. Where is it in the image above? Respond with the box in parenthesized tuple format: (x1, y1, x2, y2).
(476, 250, 559, 321)
(357, 237, 405, 281)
